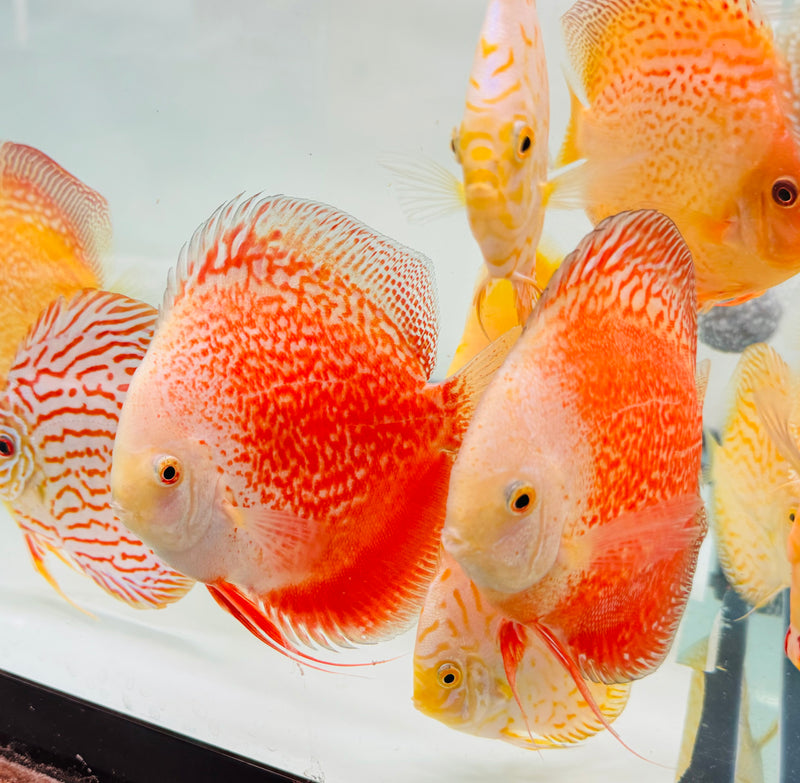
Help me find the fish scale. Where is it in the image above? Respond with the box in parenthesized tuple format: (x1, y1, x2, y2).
(0, 290, 194, 609)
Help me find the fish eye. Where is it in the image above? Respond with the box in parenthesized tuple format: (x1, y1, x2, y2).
(514, 123, 534, 160)
(450, 128, 461, 163)
(507, 482, 536, 514)
(772, 178, 799, 207)
(791, 508, 797, 523)
(0, 434, 15, 458)
(154, 455, 182, 487)
(436, 662, 463, 689)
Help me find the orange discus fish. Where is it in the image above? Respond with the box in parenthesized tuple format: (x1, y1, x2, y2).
(711, 343, 799, 609)
(0, 141, 109, 377)
(110, 194, 511, 657)
(0, 290, 194, 608)
(413, 550, 630, 747)
(442, 209, 707, 685)
(559, 0, 800, 308)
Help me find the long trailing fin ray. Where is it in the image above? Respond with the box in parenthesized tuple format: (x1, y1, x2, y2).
(206, 582, 397, 672)
(162, 194, 440, 378)
(533, 622, 663, 765)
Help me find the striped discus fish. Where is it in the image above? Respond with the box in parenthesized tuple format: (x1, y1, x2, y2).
(454, 0, 551, 323)
(0, 290, 194, 609)
(0, 141, 109, 377)
(414, 550, 630, 747)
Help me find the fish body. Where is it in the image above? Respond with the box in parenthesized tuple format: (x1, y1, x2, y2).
(559, 0, 800, 307)
(0, 290, 193, 608)
(442, 209, 706, 684)
(0, 142, 109, 377)
(711, 343, 799, 608)
(453, 0, 550, 320)
(413, 550, 630, 746)
(111, 195, 508, 652)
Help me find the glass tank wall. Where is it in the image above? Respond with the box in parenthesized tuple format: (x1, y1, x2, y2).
(0, 1, 798, 781)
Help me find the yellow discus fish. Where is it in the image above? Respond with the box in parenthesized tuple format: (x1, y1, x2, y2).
(413, 550, 630, 747)
(0, 141, 109, 377)
(749, 345, 800, 670)
(711, 343, 799, 609)
(559, 0, 800, 308)
(454, 0, 551, 322)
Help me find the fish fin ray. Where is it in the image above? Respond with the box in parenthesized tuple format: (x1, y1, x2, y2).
(443, 327, 522, 438)
(22, 533, 93, 616)
(167, 194, 440, 378)
(0, 141, 111, 284)
(532, 622, 657, 763)
(379, 153, 465, 223)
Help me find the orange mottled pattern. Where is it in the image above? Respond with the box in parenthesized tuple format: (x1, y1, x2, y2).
(493, 211, 704, 682)
(561, 0, 800, 305)
(140, 198, 464, 644)
(0, 142, 109, 377)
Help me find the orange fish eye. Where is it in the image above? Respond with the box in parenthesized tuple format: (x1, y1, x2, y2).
(772, 178, 799, 208)
(507, 482, 535, 514)
(514, 124, 534, 160)
(154, 455, 182, 487)
(436, 661, 462, 689)
(790, 508, 797, 523)
(0, 434, 15, 458)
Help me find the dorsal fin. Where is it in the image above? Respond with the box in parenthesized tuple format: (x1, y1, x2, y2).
(533, 209, 695, 340)
(561, 0, 771, 101)
(163, 194, 440, 377)
(0, 141, 111, 282)
(14, 289, 156, 372)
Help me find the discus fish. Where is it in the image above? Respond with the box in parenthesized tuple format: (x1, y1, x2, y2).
(710, 342, 799, 609)
(454, 0, 552, 322)
(0, 141, 109, 377)
(413, 550, 630, 746)
(442, 209, 707, 685)
(749, 349, 800, 669)
(111, 194, 512, 657)
(0, 290, 194, 608)
(559, 0, 800, 308)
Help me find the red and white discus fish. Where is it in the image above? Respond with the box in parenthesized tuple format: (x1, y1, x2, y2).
(110, 194, 511, 657)
(0, 141, 109, 377)
(443, 209, 707, 685)
(0, 290, 194, 608)
(559, 0, 800, 308)
(413, 550, 630, 747)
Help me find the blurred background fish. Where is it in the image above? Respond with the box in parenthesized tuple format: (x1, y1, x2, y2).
(0, 141, 109, 377)
(442, 210, 706, 687)
(710, 343, 799, 610)
(111, 194, 512, 661)
(558, 0, 800, 308)
(0, 290, 194, 609)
